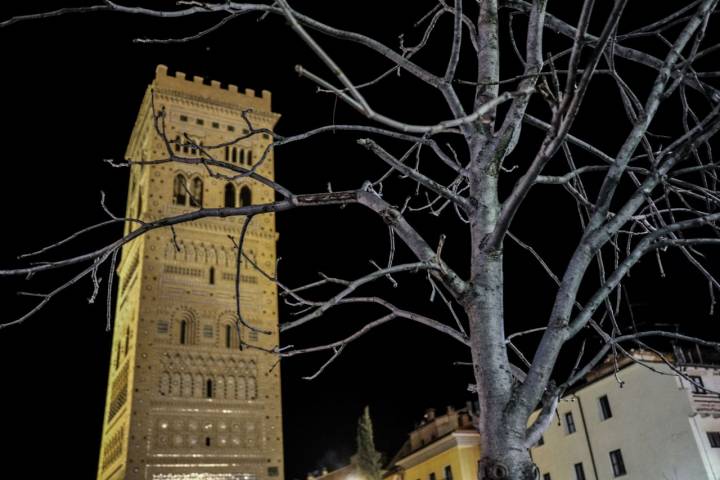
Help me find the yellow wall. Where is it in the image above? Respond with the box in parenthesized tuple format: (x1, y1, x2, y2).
(401, 443, 480, 480)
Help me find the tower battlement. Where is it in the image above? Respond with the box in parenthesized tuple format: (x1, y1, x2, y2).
(154, 64, 272, 111)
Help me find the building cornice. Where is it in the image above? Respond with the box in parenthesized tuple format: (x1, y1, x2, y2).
(394, 431, 480, 470)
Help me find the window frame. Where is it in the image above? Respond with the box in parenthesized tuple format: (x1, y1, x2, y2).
(240, 185, 252, 207)
(565, 411, 577, 434)
(173, 174, 188, 206)
(599, 394, 613, 420)
(708, 431, 720, 448)
(224, 183, 237, 208)
(190, 177, 203, 207)
(206, 379, 214, 398)
(609, 449, 627, 477)
(180, 319, 187, 345)
(573, 462, 586, 480)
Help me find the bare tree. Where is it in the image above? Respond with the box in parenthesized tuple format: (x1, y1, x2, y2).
(3, 1, 720, 479)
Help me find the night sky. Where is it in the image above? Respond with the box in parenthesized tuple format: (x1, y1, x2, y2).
(0, 2, 718, 479)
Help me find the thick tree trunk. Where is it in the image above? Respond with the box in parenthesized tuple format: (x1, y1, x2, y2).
(477, 447, 536, 480)
(468, 253, 535, 480)
(467, 159, 535, 480)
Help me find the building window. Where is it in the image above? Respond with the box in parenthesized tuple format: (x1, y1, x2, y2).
(599, 395, 613, 420)
(708, 432, 720, 447)
(180, 319, 188, 345)
(205, 437, 211, 446)
(225, 183, 237, 208)
(573, 463, 586, 480)
(231, 147, 237, 163)
(157, 321, 169, 334)
(225, 146, 230, 162)
(196, 118, 204, 126)
(180, 115, 188, 122)
(225, 324, 241, 349)
(190, 177, 203, 207)
(206, 379, 214, 398)
(173, 135, 181, 152)
(443, 465, 452, 480)
(212, 121, 220, 129)
(543, 474, 551, 480)
(240, 149, 246, 164)
(429, 473, 436, 480)
(248, 150, 253, 165)
(228, 125, 235, 132)
(609, 449, 627, 476)
(689, 375, 707, 394)
(268, 467, 279, 477)
(565, 412, 576, 434)
(173, 174, 187, 205)
(240, 186, 252, 207)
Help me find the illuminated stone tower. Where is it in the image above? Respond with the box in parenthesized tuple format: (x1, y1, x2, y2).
(97, 65, 283, 480)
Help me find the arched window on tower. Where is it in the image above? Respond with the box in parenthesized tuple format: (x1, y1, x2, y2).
(224, 183, 236, 208)
(247, 150, 253, 165)
(173, 174, 187, 205)
(180, 319, 188, 345)
(225, 324, 242, 349)
(173, 135, 181, 153)
(239, 186, 252, 207)
(240, 150, 246, 165)
(231, 147, 237, 163)
(190, 177, 203, 207)
(224, 146, 229, 162)
(206, 379, 214, 398)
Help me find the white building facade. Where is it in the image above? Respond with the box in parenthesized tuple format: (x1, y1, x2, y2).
(530, 350, 720, 480)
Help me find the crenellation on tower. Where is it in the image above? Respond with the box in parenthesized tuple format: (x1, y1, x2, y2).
(98, 66, 283, 480)
(154, 64, 275, 112)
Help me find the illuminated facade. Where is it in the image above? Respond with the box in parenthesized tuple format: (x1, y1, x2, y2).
(530, 349, 720, 480)
(384, 406, 481, 480)
(97, 65, 283, 480)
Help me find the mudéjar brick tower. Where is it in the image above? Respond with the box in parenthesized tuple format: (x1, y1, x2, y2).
(97, 65, 283, 480)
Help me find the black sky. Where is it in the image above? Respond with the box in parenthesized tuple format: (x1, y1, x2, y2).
(0, 2, 718, 479)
